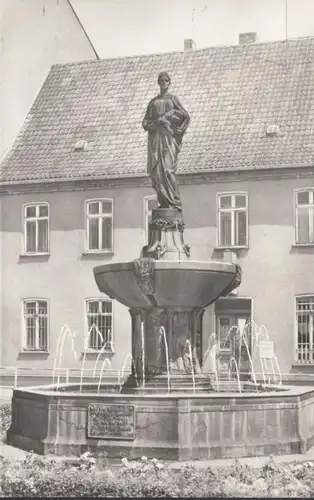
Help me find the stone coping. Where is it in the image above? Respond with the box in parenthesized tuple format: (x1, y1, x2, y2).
(11, 383, 314, 399)
(94, 260, 236, 274)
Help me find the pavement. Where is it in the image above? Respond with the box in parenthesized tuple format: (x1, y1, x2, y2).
(1, 386, 314, 469)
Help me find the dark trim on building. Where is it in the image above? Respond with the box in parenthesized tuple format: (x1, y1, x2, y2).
(67, 0, 100, 60)
(0, 165, 314, 196)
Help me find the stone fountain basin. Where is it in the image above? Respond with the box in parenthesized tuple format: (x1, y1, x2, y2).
(94, 260, 237, 308)
(6, 383, 314, 459)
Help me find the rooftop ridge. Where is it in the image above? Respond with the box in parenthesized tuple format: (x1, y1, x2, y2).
(51, 35, 314, 69)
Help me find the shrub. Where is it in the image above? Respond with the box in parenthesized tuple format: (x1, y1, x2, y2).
(0, 404, 11, 441)
(0, 454, 313, 498)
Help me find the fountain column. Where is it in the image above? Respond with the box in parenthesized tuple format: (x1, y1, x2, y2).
(122, 207, 207, 391)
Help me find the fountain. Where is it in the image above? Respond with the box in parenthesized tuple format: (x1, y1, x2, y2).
(53, 325, 77, 386)
(7, 72, 314, 460)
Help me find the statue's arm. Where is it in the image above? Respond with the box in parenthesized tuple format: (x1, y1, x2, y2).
(170, 95, 190, 137)
(142, 99, 158, 132)
(172, 95, 190, 123)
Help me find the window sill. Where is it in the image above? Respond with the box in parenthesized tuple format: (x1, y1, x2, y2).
(19, 253, 50, 258)
(214, 246, 249, 251)
(81, 349, 115, 356)
(19, 350, 49, 355)
(81, 251, 114, 259)
(291, 363, 314, 371)
(292, 243, 314, 248)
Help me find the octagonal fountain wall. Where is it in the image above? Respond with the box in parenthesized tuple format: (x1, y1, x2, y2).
(7, 383, 314, 459)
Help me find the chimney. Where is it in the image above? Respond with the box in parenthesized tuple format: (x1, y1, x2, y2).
(184, 39, 196, 51)
(238, 32, 257, 45)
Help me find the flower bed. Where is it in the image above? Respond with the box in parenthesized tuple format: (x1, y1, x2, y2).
(0, 453, 313, 497)
(0, 403, 313, 497)
(0, 404, 11, 441)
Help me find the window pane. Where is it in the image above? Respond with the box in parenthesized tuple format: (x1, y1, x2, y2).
(26, 317, 36, 349)
(39, 205, 48, 217)
(219, 195, 232, 209)
(297, 297, 314, 312)
(235, 210, 247, 246)
(102, 217, 112, 250)
(38, 301, 48, 314)
(297, 207, 310, 243)
(87, 301, 99, 314)
(297, 191, 310, 205)
(219, 212, 232, 246)
(26, 221, 37, 252)
(88, 218, 99, 249)
(235, 195, 247, 208)
(26, 206, 36, 218)
(38, 316, 48, 350)
(89, 320, 104, 349)
(148, 198, 158, 211)
(101, 300, 112, 314)
(101, 200, 112, 214)
(88, 323, 101, 349)
(38, 219, 48, 252)
(297, 313, 310, 344)
(25, 301, 36, 314)
(88, 202, 100, 214)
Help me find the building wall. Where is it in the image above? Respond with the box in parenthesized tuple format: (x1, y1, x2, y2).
(0, 0, 97, 161)
(1, 173, 314, 375)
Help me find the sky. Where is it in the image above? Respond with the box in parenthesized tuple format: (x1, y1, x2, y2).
(71, 0, 314, 58)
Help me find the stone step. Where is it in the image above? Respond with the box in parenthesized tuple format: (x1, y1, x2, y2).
(122, 386, 213, 394)
(211, 381, 242, 392)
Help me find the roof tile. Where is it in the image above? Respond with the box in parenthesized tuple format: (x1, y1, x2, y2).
(1, 37, 314, 183)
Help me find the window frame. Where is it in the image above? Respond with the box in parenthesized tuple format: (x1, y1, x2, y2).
(84, 297, 114, 352)
(294, 294, 314, 364)
(216, 191, 249, 249)
(143, 194, 158, 246)
(294, 188, 314, 246)
(84, 198, 114, 253)
(21, 298, 49, 352)
(22, 202, 50, 255)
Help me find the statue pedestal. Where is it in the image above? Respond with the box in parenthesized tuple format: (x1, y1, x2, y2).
(143, 208, 190, 261)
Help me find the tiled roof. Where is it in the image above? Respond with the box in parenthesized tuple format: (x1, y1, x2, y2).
(1, 37, 314, 184)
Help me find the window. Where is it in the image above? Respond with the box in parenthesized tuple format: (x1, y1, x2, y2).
(217, 193, 248, 248)
(23, 203, 49, 254)
(85, 199, 113, 252)
(295, 189, 314, 244)
(85, 299, 113, 351)
(296, 296, 314, 364)
(144, 195, 158, 245)
(22, 299, 48, 351)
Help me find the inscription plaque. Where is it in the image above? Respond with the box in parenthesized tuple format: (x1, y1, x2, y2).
(88, 404, 135, 440)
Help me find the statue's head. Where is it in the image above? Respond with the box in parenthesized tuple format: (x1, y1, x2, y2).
(157, 71, 171, 91)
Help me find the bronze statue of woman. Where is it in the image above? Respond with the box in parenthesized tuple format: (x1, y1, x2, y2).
(142, 72, 190, 212)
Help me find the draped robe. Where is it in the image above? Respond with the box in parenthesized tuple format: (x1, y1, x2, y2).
(142, 92, 190, 212)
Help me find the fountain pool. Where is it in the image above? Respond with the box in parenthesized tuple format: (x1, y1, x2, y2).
(7, 382, 314, 460)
